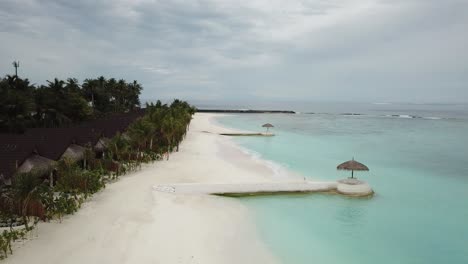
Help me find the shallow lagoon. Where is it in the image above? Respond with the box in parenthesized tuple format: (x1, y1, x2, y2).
(218, 108, 468, 264)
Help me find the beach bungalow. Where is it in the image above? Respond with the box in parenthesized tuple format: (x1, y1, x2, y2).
(0, 110, 147, 186)
(0, 134, 60, 186)
(16, 154, 56, 177)
(0, 135, 37, 186)
(26, 127, 102, 166)
(61, 144, 86, 162)
(79, 111, 146, 157)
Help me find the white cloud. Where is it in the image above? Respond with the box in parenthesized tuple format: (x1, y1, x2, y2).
(0, 0, 467, 102)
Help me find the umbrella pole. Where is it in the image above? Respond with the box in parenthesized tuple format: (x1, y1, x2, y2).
(351, 170, 354, 179)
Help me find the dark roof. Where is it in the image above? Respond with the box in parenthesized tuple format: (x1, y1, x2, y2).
(0, 110, 145, 181)
(0, 134, 36, 180)
(26, 127, 102, 147)
(78, 111, 145, 138)
(61, 144, 86, 162)
(74, 128, 103, 146)
(0, 132, 74, 180)
(16, 154, 57, 174)
(24, 129, 75, 160)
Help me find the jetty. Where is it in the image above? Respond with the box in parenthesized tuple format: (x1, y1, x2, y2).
(219, 133, 274, 137)
(197, 109, 295, 114)
(154, 179, 374, 197)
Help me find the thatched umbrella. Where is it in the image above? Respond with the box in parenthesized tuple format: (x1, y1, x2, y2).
(337, 158, 369, 179)
(262, 123, 274, 134)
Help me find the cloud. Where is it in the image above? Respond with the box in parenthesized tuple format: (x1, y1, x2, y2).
(0, 0, 467, 103)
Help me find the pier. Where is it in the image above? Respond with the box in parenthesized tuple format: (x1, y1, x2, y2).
(219, 133, 274, 137)
(154, 179, 374, 197)
(197, 109, 295, 114)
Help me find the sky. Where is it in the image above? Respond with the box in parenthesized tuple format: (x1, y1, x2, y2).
(1, 0, 467, 103)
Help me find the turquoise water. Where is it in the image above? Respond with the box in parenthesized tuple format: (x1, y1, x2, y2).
(216, 105, 468, 264)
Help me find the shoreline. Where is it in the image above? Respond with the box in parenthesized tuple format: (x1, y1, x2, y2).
(196, 109, 295, 114)
(5, 113, 283, 264)
(209, 115, 304, 182)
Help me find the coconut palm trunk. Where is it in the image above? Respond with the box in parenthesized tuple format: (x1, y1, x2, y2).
(166, 145, 171, 160)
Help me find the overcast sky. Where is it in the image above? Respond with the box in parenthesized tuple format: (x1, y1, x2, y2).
(1, 0, 467, 103)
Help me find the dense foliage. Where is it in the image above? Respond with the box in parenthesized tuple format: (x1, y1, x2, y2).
(0, 97, 196, 259)
(0, 75, 142, 132)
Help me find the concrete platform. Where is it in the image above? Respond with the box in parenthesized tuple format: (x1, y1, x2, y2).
(219, 133, 275, 137)
(336, 178, 374, 196)
(154, 180, 373, 197)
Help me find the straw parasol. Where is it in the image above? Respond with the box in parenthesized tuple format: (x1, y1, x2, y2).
(262, 123, 274, 134)
(337, 158, 369, 179)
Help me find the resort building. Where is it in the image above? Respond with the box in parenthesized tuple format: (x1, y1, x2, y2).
(0, 111, 145, 186)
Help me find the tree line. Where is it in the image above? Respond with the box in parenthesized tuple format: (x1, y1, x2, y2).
(0, 99, 196, 259)
(0, 75, 143, 133)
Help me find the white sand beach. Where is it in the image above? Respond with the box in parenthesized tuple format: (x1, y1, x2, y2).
(5, 113, 286, 264)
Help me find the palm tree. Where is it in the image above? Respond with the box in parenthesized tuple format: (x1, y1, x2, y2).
(126, 118, 154, 166)
(47, 78, 65, 95)
(161, 114, 175, 160)
(108, 133, 130, 162)
(35, 78, 72, 127)
(107, 79, 119, 112)
(147, 107, 167, 144)
(0, 75, 36, 132)
(82, 78, 96, 109)
(65, 78, 80, 93)
(129, 80, 142, 110)
(83, 144, 96, 170)
(173, 119, 186, 151)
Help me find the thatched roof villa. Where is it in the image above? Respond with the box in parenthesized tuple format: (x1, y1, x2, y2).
(0, 110, 146, 186)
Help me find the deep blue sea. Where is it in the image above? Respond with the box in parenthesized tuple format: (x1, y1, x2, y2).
(211, 102, 468, 264)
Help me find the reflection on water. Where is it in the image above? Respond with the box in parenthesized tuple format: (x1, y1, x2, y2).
(335, 201, 366, 232)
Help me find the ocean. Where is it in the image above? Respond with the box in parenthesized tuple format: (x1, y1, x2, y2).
(212, 102, 468, 264)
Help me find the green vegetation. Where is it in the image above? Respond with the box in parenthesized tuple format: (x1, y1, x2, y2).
(0, 228, 28, 259)
(0, 71, 196, 259)
(0, 75, 142, 133)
